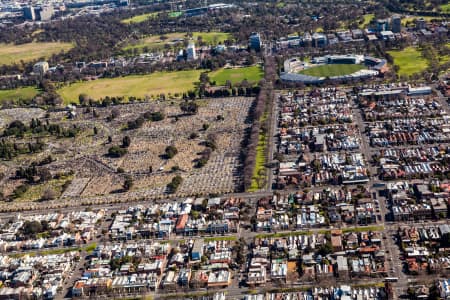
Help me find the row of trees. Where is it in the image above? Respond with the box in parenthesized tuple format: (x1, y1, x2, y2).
(0, 140, 44, 160)
(3, 119, 79, 139)
(241, 56, 276, 191)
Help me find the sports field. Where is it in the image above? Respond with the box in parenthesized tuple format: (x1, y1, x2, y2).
(0, 42, 73, 65)
(209, 66, 263, 86)
(123, 32, 231, 52)
(0, 87, 39, 103)
(299, 64, 365, 77)
(121, 12, 159, 24)
(387, 47, 428, 76)
(58, 70, 203, 104)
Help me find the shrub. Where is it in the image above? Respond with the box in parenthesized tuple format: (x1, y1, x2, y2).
(108, 146, 127, 157)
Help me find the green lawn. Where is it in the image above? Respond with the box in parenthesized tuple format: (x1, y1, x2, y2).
(248, 111, 269, 192)
(121, 12, 159, 24)
(9, 242, 97, 258)
(401, 16, 444, 26)
(123, 32, 231, 52)
(209, 66, 263, 86)
(441, 3, 450, 13)
(299, 64, 365, 77)
(15, 177, 72, 202)
(204, 236, 237, 242)
(169, 11, 183, 18)
(342, 225, 384, 233)
(0, 87, 40, 103)
(359, 14, 374, 29)
(387, 47, 428, 76)
(0, 42, 73, 65)
(254, 225, 385, 239)
(58, 70, 203, 104)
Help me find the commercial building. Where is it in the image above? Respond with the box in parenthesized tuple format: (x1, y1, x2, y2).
(33, 61, 49, 75)
(391, 15, 401, 33)
(23, 6, 35, 21)
(186, 41, 197, 61)
(249, 32, 262, 51)
(416, 18, 426, 30)
(23, 6, 54, 21)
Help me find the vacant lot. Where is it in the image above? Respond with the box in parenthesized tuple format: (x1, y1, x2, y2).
(209, 66, 263, 86)
(299, 64, 365, 77)
(387, 47, 428, 76)
(0, 87, 39, 103)
(0, 42, 73, 65)
(58, 70, 203, 104)
(123, 32, 231, 52)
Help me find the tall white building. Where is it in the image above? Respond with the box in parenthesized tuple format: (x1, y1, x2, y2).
(33, 61, 49, 76)
(186, 41, 197, 61)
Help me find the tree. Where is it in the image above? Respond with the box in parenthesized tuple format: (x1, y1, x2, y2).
(318, 242, 333, 256)
(143, 111, 165, 121)
(200, 72, 210, 84)
(108, 146, 127, 157)
(39, 168, 52, 182)
(3, 120, 27, 137)
(180, 101, 198, 115)
(165, 145, 178, 159)
(123, 175, 133, 191)
(21, 220, 43, 236)
(167, 175, 183, 193)
(78, 93, 90, 105)
(122, 136, 131, 148)
(111, 108, 120, 119)
(41, 188, 56, 201)
(12, 184, 29, 199)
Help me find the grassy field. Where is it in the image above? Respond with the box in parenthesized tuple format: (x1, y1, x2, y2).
(439, 43, 450, 65)
(204, 236, 237, 242)
(441, 3, 450, 13)
(16, 177, 71, 202)
(342, 225, 384, 233)
(248, 110, 269, 192)
(0, 87, 39, 103)
(359, 14, 374, 29)
(209, 66, 263, 86)
(401, 16, 444, 26)
(9, 242, 97, 258)
(169, 11, 183, 18)
(0, 42, 73, 65)
(121, 12, 159, 24)
(58, 70, 203, 104)
(254, 225, 385, 239)
(123, 32, 231, 52)
(387, 47, 428, 76)
(299, 64, 365, 77)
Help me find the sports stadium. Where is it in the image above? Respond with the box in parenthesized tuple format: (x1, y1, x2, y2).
(281, 54, 388, 84)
